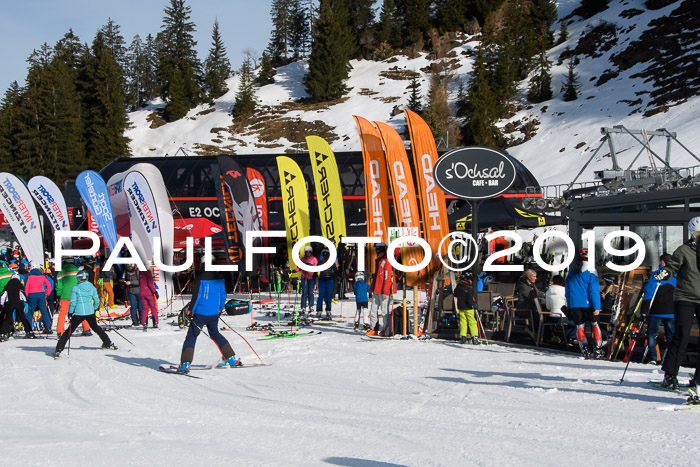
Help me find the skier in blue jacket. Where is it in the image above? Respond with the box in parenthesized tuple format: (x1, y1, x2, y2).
(53, 271, 116, 358)
(641, 254, 676, 365)
(353, 272, 370, 331)
(177, 270, 238, 373)
(565, 250, 603, 359)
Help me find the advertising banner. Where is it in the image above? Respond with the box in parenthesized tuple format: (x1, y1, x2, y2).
(28, 176, 72, 249)
(276, 156, 309, 270)
(75, 170, 118, 253)
(0, 172, 45, 265)
(213, 163, 244, 266)
(306, 135, 347, 247)
(353, 116, 391, 274)
(374, 121, 424, 286)
(403, 109, 450, 267)
(247, 167, 269, 279)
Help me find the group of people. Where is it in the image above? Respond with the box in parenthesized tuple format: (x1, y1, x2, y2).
(0, 253, 160, 346)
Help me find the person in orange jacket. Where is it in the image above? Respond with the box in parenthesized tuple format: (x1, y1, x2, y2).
(366, 243, 396, 336)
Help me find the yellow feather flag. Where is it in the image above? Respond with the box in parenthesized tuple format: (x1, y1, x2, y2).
(276, 156, 309, 270)
(306, 135, 347, 246)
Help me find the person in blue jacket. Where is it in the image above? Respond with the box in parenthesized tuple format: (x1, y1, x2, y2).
(565, 249, 603, 359)
(641, 254, 676, 365)
(353, 272, 370, 331)
(177, 269, 238, 373)
(53, 271, 116, 358)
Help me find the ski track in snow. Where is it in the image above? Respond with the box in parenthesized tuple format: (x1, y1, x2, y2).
(0, 308, 697, 466)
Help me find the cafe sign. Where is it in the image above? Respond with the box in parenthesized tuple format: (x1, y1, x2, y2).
(433, 146, 517, 199)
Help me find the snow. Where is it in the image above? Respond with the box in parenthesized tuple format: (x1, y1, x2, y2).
(125, 0, 700, 192)
(1, 298, 697, 466)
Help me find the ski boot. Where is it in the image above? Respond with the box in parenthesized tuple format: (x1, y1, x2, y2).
(177, 362, 191, 374)
(580, 346, 591, 360)
(81, 330, 93, 337)
(217, 356, 242, 368)
(661, 373, 679, 391)
(592, 345, 606, 360)
(460, 336, 468, 345)
(102, 342, 118, 350)
(53, 349, 61, 359)
(25, 331, 37, 339)
(687, 389, 700, 405)
(316, 310, 322, 319)
(0, 334, 9, 342)
(143, 324, 148, 332)
(471, 336, 481, 345)
(353, 321, 359, 331)
(42, 328, 54, 335)
(325, 312, 332, 321)
(363, 323, 371, 331)
(153, 322, 158, 329)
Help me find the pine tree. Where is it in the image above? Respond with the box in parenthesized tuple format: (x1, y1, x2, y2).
(268, 0, 294, 66)
(99, 18, 128, 72)
(344, 0, 376, 58)
(375, 0, 401, 48)
(80, 32, 131, 169)
(406, 75, 422, 113)
(233, 57, 257, 118)
(289, 0, 311, 59)
(527, 40, 553, 103)
(461, 44, 504, 147)
(256, 50, 276, 85)
(0, 82, 28, 175)
(142, 34, 159, 103)
(435, 0, 468, 34)
(203, 19, 232, 100)
(529, 0, 558, 48)
(305, 0, 353, 101)
(557, 20, 569, 45)
(422, 70, 460, 145)
(401, 0, 431, 46)
(561, 54, 580, 101)
(157, 0, 203, 121)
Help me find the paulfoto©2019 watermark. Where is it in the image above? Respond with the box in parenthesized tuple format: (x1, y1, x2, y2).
(52, 229, 647, 274)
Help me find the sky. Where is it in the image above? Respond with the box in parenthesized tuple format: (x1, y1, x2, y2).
(0, 0, 273, 93)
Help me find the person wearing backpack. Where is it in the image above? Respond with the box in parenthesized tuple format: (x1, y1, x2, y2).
(123, 264, 142, 326)
(56, 261, 91, 337)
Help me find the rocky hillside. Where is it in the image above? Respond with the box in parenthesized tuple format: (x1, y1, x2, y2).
(126, 0, 700, 187)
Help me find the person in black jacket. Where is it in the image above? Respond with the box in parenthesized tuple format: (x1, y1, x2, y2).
(455, 272, 480, 345)
(0, 274, 35, 339)
(641, 254, 676, 365)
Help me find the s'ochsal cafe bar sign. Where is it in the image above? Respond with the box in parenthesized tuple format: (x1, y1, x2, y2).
(433, 146, 517, 291)
(433, 146, 517, 199)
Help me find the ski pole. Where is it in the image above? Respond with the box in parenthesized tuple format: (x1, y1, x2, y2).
(219, 315, 263, 362)
(101, 309, 135, 346)
(620, 281, 660, 384)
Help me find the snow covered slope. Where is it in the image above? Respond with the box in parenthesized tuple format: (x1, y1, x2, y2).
(0, 307, 697, 466)
(126, 0, 700, 188)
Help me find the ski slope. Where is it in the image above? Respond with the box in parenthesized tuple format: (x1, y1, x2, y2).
(0, 302, 696, 466)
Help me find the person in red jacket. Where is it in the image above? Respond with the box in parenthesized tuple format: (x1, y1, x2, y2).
(366, 243, 396, 336)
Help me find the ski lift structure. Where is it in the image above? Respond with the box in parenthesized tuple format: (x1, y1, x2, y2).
(521, 125, 700, 214)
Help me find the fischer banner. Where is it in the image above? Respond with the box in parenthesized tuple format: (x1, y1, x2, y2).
(28, 176, 72, 249)
(0, 172, 45, 265)
(75, 170, 118, 253)
(403, 108, 450, 271)
(276, 156, 309, 270)
(218, 156, 262, 274)
(374, 121, 424, 286)
(306, 135, 347, 246)
(353, 116, 390, 273)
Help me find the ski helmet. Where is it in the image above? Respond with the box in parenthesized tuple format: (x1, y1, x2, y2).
(460, 271, 474, 282)
(76, 270, 89, 282)
(689, 216, 700, 237)
(11, 273, 20, 280)
(375, 242, 387, 254)
(354, 272, 364, 281)
(304, 245, 313, 254)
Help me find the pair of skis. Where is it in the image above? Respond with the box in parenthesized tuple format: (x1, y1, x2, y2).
(159, 362, 272, 378)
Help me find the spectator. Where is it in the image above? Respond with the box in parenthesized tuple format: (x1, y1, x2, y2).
(353, 272, 370, 331)
(366, 243, 396, 336)
(641, 254, 676, 365)
(25, 266, 53, 334)
(56, 261, 91, 337)
(124, 264, 142, 327)
(139, 263, 158, 331)
(545, 275, 576, 342)
(0, 274, 34, 339)
(455, 272, 480, 345)
(298, 246, 317, 315)
(516, 269, 544, 335)
(565, 250, 603, 359)
(315, 248, 336, 319)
